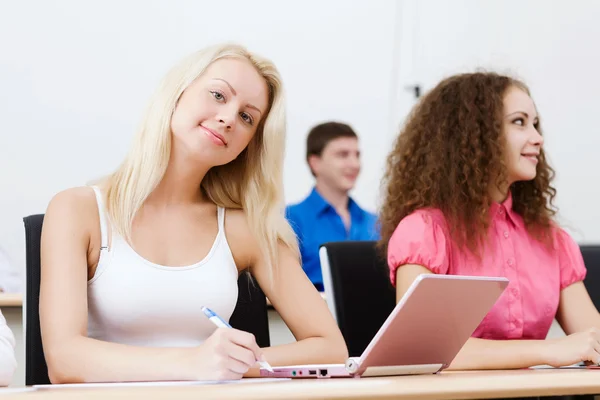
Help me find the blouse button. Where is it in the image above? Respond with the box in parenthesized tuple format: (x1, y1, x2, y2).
(503, 231, 509, 238)
(507, 258, 514, 266)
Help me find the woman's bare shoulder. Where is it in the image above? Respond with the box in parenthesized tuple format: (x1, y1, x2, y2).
(44, 186, 100, 237)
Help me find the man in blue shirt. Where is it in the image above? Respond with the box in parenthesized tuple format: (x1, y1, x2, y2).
(286, 122, 379, 291)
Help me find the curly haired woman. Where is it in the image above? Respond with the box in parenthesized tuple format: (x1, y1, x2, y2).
(379, 72, 600, 370)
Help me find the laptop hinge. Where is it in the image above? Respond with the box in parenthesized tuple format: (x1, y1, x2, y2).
(355, 363, 444, 378)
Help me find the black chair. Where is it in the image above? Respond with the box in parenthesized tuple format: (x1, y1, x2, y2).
(319, 241, 396, 357)
(581, 245, 600, 311)
(23, 214, 269, 385)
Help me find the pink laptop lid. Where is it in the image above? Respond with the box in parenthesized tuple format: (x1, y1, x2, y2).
(355, 274, 508, 375)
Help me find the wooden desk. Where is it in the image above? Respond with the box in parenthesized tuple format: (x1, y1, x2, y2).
(0, 294, 23, 308)
(3, 369, 600, 400)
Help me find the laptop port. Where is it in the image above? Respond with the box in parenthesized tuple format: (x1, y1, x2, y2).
(319, 369, 327, 377)
(309, 370, 316, 375)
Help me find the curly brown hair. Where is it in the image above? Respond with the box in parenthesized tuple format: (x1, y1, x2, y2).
(378, 72, 557, 259)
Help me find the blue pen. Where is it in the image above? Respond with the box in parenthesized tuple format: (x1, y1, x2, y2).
(201, 306, 274, 372)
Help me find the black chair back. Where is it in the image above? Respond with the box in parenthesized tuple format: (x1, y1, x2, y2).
(319, 241, 395, 357)
(23, 214, 269, 385)
(581, 245, 600, 311)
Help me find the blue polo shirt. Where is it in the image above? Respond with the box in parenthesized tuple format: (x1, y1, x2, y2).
(285, 188, 380, 291)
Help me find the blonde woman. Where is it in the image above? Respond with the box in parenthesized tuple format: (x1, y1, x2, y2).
(40, 43, 347, 383)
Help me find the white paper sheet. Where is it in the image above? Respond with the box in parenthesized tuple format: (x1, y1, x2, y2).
(33, 378, 289, 389)
(530, 363, 588, 369)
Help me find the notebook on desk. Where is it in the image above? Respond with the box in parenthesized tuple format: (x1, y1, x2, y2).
(260, 274, 508, 379)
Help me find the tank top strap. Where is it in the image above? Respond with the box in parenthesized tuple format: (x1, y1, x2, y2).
(217, 206, 225, 234)
(91, 186, 109, 251)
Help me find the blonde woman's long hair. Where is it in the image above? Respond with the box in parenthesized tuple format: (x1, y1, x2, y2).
(102, 43, 298, 284)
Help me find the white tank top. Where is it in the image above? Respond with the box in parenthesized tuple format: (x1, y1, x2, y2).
(87, 186, 239, 347)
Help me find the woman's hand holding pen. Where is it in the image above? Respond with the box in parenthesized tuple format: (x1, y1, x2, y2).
(188, 327, 264, 380)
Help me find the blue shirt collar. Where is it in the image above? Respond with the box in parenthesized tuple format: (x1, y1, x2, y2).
(305, 187, 364, 221)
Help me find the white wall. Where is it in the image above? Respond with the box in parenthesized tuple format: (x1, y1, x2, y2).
(2, 0, 600, 280)
(391, 0, 600, 242)
(0, 0, 399, 276)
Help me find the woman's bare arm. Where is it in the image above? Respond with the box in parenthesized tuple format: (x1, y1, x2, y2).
(226, 211, 348, 377)
(41, 188, 204, 383)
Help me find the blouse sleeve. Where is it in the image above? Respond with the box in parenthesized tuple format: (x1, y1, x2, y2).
(556, 228, 587, 290)
(387, 210, 450, 286)
(0, 310, 16, 386)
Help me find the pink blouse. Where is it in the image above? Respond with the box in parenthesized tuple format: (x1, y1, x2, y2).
(388, 194, 587, 340)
